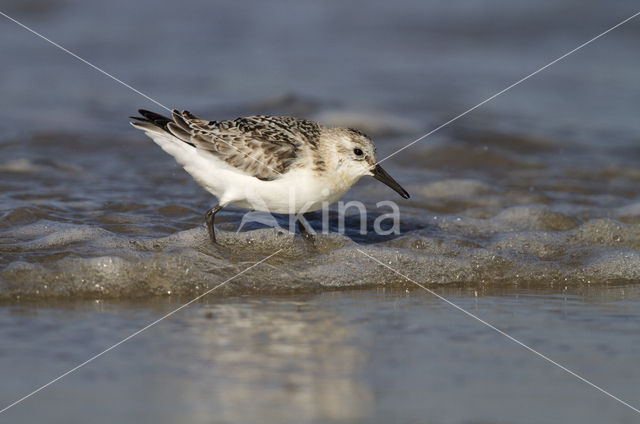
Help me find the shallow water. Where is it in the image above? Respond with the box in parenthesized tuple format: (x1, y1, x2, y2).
(2, 286, 640, 424)
(1, 0, 640, 422)
(3, 123, 640, 298)
(2, 1, 640, 298)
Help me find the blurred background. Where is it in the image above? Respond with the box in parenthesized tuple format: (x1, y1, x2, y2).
(1, 0, 639, 141)
(1, 1, 640, 423)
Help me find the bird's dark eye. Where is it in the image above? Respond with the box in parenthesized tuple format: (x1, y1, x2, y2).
(353, 148, 364, 156)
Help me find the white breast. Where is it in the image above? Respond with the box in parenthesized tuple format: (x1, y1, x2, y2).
(228, 167, 354, 214)
(147, 131, 355, 214)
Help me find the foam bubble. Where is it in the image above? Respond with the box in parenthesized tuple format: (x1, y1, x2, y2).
(2, 207, 640, 300)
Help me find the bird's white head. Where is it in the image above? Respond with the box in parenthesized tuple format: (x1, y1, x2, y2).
(325, 128, 410, 199)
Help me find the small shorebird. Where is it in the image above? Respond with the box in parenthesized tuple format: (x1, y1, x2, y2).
(131, 109, 409, 242)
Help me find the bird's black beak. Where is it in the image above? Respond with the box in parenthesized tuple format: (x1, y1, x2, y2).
(371, 164, 410, 199)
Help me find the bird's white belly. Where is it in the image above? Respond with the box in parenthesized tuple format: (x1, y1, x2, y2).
(228, 168, 351, 214)
(147, 132, 354, 214)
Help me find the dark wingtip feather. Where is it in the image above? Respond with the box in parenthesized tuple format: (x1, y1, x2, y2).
(132, 109, 173, 129)
(131, 108, 199, 150)
(182, 110, 198, 120)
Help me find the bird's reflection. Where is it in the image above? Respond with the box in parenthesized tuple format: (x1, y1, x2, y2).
(171, 298, 374, 422)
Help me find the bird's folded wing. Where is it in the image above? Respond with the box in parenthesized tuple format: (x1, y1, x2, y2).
(133, 109, 321, 181)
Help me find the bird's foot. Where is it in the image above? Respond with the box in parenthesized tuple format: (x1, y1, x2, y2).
(297, 217, 315, 241)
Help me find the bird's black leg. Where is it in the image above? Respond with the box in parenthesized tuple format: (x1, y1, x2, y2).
(205, 204, 224, 243)
(297, 213, 315, 239)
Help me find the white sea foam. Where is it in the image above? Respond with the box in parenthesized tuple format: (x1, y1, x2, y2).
(2, 210, 640, 300)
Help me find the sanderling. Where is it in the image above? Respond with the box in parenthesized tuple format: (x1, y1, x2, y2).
(131, 109, 409, 242)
